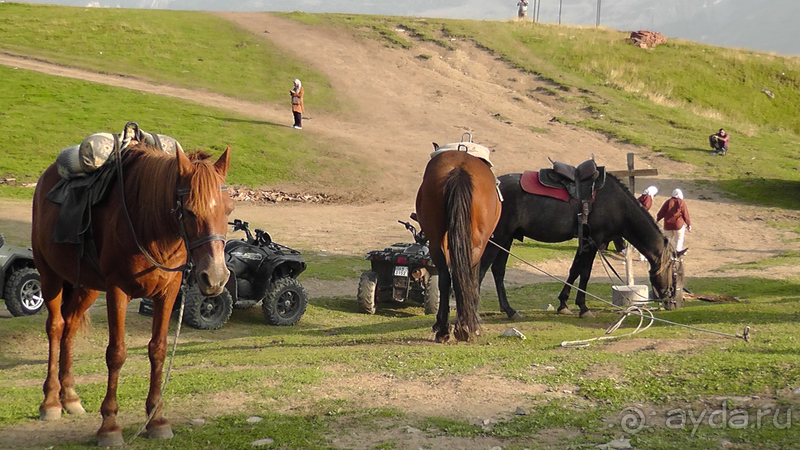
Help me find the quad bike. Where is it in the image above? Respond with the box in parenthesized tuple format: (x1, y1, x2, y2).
(357, 221, 439, 315)
(0, 234, 43, 317)
(140, 219, 308, 330)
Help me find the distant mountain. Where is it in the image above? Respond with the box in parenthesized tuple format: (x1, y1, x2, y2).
(16, 0, 800, 56)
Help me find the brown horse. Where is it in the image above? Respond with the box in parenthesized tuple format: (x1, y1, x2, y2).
(31, 142, 233, 446)
(415, 150, 501, 342)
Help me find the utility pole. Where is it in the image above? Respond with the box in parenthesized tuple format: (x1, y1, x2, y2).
(531, 0, 537, 23)
(536, 0, 542, 23)
(596, 0, 602, 28)
(559, 0, 563, 25)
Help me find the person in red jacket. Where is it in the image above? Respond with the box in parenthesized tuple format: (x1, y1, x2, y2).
(656, 188, 691, 252)
(638, 185, 658, 211)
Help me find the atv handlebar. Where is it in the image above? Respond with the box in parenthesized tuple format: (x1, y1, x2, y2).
(398, 220, 428, 246)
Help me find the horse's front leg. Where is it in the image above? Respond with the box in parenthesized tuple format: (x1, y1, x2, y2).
(97, 287, 130, 447)
(557, 251, 583, 315)
(58, 286, 99, 416)
(574, 250, 597, 319)
(144, 286, 179, 440)
(40, 277, 66, 421)
(431, 251, 452, 343)
(488, 242, 521, 320)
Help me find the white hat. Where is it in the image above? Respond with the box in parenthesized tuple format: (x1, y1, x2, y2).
(643, 186, 658, 197)
(671, 188, 683, 199)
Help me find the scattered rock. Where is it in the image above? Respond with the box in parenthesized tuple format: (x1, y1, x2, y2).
(544, 303, 555, 311)
(251, 438, 275, 446)
(596, 438, 632, 449)
(491, 447, 503, 450)
(403, 426, 422, 434)
(228, 187, 334, 204)
(762, 88, 775, 99)
(515, 406, 527, 416)
(792, 387, 800, 395)
(189, 418, 205, 427)
(246, 416, 263, 423)
(500, 328, 526, 339)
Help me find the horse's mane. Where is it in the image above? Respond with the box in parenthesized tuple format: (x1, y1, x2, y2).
(605, 174, 672, 272)
(121, 143, 223, 260)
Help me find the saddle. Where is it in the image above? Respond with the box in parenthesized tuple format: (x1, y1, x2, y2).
(526, 158, 606, 253)
(46, 122, 182, 277)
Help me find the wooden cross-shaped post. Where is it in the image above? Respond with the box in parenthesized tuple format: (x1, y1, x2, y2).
(607, 153, 658, 286)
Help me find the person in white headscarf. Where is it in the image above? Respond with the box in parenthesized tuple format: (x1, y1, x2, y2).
(290, 78, 304, 129)
(638, 185, 658, 211)
(657, 188, 692, 252)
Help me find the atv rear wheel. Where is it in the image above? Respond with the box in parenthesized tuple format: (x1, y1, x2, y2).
(262, 277, 307, 326)
(357, 271, 378, 314)
(423, 275, 440, 315)
(4, 268, 43, 317)
(181, 285, 233, 330)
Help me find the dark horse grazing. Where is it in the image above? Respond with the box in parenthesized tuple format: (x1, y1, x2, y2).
(479, 173, 685, 319)
(415, 150, 501, 342)
(32, 143, 233, 446)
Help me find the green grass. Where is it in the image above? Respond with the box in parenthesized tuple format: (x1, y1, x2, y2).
(714, 250, 800, 272)
(300, 251, 369, 281)
(0, 64, 361, 193)
(0, 3, 340, 111)
(3, 274, 800, 448)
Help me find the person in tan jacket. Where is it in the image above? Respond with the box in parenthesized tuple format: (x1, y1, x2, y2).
(656, 188, 691, 252)
(290, 78, 304, 129)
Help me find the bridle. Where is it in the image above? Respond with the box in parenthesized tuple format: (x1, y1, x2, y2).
(114, 134, 226, 277)
(649, 248, 683, 299)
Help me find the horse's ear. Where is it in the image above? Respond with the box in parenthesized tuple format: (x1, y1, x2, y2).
(177, 146, 193, 177)
(214, 146, 231, 176)
(677, 248, 688, 257)
(432, 142, 439, 150)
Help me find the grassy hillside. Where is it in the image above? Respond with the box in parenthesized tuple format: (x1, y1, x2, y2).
(2, 5, 800, 208)
(282, 13, 800, 209)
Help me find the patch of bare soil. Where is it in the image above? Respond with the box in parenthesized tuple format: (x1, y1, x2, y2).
(1, 12, 799, 450)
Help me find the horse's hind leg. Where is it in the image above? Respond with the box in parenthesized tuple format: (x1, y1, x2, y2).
(58, 286, 98, 416)
(40, 275, 67, 421)
(97, 287, 130, 447)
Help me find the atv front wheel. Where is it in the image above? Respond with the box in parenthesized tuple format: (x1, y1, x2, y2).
(4, 268, 43, 317)
(423, 275, 440, 315)
(181, 285, 233, 330)
(262, 277, 307, 326)
(357, 271, 378, 314)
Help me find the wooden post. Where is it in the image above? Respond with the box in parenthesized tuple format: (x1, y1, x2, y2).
(606, 153, 659, 286)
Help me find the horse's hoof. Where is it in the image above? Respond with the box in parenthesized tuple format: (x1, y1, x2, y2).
(558, 308, 574, 316)
(434, 333, 451, 344)
(97, 431, 125, 447)
(63, 401, 86, 415)
(39, 407, 62, 421)
(147, 424, 174, 440)
(510, 311, 523, 321)
(453, 324, 471, 342)
(579, 310, 595, 319)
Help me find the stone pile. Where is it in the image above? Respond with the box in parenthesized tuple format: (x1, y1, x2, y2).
(628, 30, 667, 49)
(228, 187, 332, 204)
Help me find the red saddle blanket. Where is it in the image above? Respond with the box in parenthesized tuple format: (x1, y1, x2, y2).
(519, 170, 570, 202)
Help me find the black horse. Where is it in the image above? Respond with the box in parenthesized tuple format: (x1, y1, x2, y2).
(479, 172, 685, 319)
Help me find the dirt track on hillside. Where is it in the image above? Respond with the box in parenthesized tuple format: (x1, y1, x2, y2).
(1, 13, 799, 449)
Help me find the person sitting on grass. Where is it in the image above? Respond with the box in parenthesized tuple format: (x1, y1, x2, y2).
(709, 128, 729, 156)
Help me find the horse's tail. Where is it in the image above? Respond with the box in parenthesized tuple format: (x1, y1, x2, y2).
(444, 167, 481, 336)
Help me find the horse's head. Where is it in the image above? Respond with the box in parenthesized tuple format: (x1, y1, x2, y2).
(649, 237, 687, 300)
(177, 147, 234, 296)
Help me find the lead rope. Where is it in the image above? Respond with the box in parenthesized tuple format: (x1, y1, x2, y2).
(487, 240, 751, 346)
(125, 281, 188, 446)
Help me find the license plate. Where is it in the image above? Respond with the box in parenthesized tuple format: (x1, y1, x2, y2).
(393, 266, 409, 277)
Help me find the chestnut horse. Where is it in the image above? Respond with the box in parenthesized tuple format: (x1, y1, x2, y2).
(31, 143, 233, 446)
(415, 150, 501, 342)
